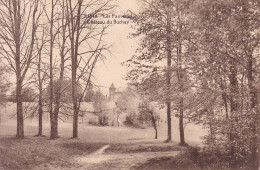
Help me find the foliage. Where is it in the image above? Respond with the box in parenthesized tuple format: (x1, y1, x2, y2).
(44, 79, 82, 103)
(124, 115, 134, 126)
(116, 87, 140, 112)
(138, 102, 159, 125)
(84, 85, 95, 102)
(126, 0, 260, 168)
(113, 87, 142, 127)
(125, 0, 200, 143)
(138, 101, 160, 138)
(92, 90, 110, 126)
(172, 146, 230, 170)
(189, 1, 260, 168)
(124, 114, 141, 128)
(98, 115, 109, 126)
(93, 90, 107, 113)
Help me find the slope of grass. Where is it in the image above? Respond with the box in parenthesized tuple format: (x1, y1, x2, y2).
(0, 137, 104, 170)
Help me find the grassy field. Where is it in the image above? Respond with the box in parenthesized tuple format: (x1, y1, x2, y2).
(0, 102, 207, 169)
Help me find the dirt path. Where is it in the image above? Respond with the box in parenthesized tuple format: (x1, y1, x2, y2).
(76, 145, 111, 164)
(75, 145, 180, 170)
(93, 145, 110, 155)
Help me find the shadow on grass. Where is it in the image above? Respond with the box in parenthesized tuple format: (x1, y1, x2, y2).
(106, 142, 186, 154)
(0, 136, 106, 170)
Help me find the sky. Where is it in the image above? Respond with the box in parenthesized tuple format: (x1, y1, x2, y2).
(93, 0, 140, 94)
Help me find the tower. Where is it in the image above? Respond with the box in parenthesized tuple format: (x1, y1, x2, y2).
(109, 83, 116, 101)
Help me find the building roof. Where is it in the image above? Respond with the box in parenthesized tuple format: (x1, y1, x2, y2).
(109, 83, 116, 90)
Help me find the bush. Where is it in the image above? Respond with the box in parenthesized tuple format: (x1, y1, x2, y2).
(88, 119, 98, 126)
(124, 115, 134, 126)
(136, 145, 253, 170)
(173, 146, 230, 170)
(124, 115, 143, 128)
(98, 115, 108, 126)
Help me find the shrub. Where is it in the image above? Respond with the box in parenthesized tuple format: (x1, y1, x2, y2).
(88, 119, 98, 126)
(174, 146, 230, 170)
(124, 115, 134, 126)
(124, 115, 143, 128)
(98, 115, 108, 126)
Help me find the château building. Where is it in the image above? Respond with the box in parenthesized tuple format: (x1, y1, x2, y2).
(109, 83, 121, 102)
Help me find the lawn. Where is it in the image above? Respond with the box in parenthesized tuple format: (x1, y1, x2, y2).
(0, 137, 105, 169)
(0, 103, 207, 169)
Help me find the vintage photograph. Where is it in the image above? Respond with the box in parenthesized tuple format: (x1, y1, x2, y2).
(0, 0, 259, 169)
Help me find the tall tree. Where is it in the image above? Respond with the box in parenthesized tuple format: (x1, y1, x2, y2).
(165, 1, 173, 142)
(33, 19, 48, 136)
(126, 0, 175, 142)
(0, 0, 41, 138)
(42, 0, 71, 139)
(173, 0, 194, 146)
(48, 0, 58, 139)
(126, 0, 194, 143)
(51, 0, 70, 139)
(66, 0, 113, 138)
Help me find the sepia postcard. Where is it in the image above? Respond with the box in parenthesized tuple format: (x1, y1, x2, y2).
(0, 0, 259, 169)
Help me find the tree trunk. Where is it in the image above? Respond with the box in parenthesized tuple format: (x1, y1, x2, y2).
(37, 44, 43, 136)
(52, 0, 67, 138)
(52, 44, 65, 139)
(71, 42, 78, 138)
(15, 49, 24, 139)
(176, 17, 185, 145)
(222, 93, 228, 119)
(52, 69, 64, 138)
(38, 93, 43, 136)
(71, 0, 82, 138)
(13, 0, 24, 139)
(72, 107, 79, 138)
(228, 58, 239, 168)
(151, 111, 158, 139)
(166, 102, 171, 142)
(229, 60, 239, 114)
(179, 98, 185, 145)
(165, 7, 172, 143)
(117, 111, 119, 127)
(53, 111, 58, 138)
(72, 50, 78, 138)
(220, 78, 229, 119)
(247, 52, 259, 170)
(16, 79, 24, 138)
(154, 126, 158, 139)
(49, 0, 56, 139)
(52, 60, 65, 138)
(178, 44, 185, 145)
